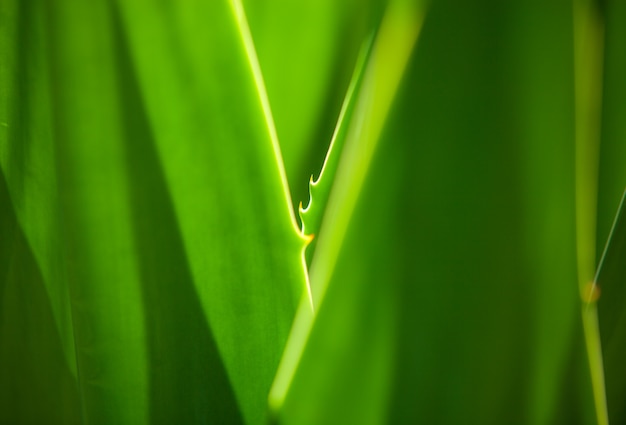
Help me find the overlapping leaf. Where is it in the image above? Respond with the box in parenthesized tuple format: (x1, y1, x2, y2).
(299, 38, 372, 263)
(269, 2, 425, 411)
(243, 0, 387, 212)
(1, 0, 623, 423)
(274, 0, 597, 423)
(0, 0, 307, 424)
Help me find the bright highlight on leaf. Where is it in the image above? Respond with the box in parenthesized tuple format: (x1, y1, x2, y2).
(299, 35, 373, 246)
(269, 1, 428, 413)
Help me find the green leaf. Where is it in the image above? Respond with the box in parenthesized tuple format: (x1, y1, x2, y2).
(596, 190, 626, 423)
(0, 1, 81, 422)
(275, 0, 596, 423)
(299, 37, 373, 263)
(0, 166, 82, 425)
(0, 0, 307, 424)
(572, 0, 609, 421)
(268, 1, 425, 412)
(242, 0, 387, 212)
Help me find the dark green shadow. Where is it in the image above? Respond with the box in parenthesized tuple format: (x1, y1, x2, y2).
(0, 168, 82, 425)
(112, 7, 244, 424)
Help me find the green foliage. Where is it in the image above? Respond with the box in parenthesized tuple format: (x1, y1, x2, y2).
(597, 191, 626, 424)
(1, 0, 305, 423)
(1, 0, 626, 424)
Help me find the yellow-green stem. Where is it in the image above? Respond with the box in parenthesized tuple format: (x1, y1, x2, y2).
(573, 0, 607, 423)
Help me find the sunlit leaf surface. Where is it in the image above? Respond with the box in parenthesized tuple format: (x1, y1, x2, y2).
(299, 38, 372, 264)
(243, 0, 386, 212)
(0, 1, 306, 424)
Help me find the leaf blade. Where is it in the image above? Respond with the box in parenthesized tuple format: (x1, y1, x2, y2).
(276, 1, 596, 423)
(596, 190, 626, 423)
(1, 0, 307, 423)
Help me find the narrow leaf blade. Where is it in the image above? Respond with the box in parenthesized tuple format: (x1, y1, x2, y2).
(597, 190, 626, 423)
